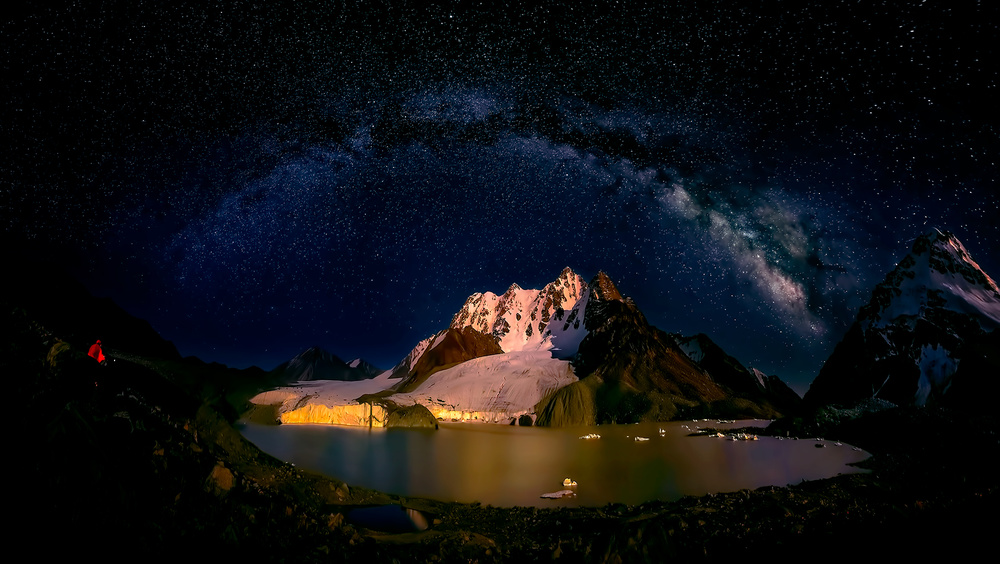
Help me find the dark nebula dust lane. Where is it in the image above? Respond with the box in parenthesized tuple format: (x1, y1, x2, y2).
(3, 1, 998, 392)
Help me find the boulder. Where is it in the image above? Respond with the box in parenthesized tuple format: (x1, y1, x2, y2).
(385, 403, 439, 429)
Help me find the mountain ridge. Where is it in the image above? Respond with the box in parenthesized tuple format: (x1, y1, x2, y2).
(262, 267, 799, 426)
(391, 268, 800, 424)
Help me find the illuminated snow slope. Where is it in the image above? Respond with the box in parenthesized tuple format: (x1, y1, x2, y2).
(250, 352, 576, 425)
(392, 350, 578, 422)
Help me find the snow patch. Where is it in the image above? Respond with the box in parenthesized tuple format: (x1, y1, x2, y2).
(675, 337, 704, 364)
(914, 344, 959, 406)
(540, 288, 591, 358)
(250, 371, 397, 417)
(394, 351, 579, 423)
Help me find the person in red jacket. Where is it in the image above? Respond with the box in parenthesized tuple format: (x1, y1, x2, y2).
(88, 339, 106, 365)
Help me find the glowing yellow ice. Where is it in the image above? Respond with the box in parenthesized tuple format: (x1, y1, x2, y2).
(279, 403, 388, 427)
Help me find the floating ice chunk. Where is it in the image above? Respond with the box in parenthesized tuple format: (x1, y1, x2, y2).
(541, 490, 576, 499)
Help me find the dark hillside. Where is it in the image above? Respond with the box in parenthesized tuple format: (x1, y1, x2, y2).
(7, 258, 181, 361)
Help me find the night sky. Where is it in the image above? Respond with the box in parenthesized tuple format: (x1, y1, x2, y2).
(4, 1, 997, 393)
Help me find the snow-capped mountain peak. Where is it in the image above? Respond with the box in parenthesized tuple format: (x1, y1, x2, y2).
(449, 268, 590, 355)
(503, 282, 523, 295)
(859, 228, 1000, 330)
(806, 229, 1000, 408)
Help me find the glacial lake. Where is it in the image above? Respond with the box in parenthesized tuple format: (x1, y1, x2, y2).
(237, 420, 869, 507)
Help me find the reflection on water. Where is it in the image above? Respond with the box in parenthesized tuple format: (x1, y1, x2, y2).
(237, 420, 869, 507)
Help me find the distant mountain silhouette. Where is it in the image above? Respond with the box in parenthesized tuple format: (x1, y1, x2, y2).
(271, 346, 382, 383)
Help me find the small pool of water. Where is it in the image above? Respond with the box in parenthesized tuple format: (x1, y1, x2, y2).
(237, 420, 868, 507)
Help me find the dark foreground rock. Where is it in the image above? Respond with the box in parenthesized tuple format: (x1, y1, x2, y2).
(6, 301, 997, 562)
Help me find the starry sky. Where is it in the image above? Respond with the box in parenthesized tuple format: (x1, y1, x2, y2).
(4, 1, 997, 393)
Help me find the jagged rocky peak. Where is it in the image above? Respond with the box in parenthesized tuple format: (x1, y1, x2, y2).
(449, 268, 591, 354)
(449, 292, 495, 333)
(582, 271, 630, 330)
(589, 271, 623, 302)
(554, 266, 581, 286)
(536, 268, 588, 321)
(501, 283, 523, 299)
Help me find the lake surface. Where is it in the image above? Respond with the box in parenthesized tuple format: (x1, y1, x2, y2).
(237, 420, 869, 507)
